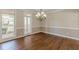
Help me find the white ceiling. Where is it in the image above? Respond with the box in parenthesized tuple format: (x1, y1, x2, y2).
(0, 9, 79, 14)
(22, 9, 64, 13)
(22, 9, 79, 13)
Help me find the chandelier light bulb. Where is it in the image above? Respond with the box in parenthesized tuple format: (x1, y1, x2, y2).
(37, 12, 40, 16)
(41, 12, 44, 15)
(43, 14, 46, 17)
(36, 10, 46, 21)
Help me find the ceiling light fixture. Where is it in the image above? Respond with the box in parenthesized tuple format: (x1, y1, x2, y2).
(36, 9, 46, 21)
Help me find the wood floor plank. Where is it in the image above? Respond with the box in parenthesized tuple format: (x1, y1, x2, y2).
(0, 32, 79, 50)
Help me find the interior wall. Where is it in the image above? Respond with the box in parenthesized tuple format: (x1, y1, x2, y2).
(42, 11, 79, 40)
(15, 10, 24, 37)
(31, 13, 41, 34)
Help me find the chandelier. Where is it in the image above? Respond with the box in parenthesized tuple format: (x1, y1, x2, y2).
(35, 9, 46, 21)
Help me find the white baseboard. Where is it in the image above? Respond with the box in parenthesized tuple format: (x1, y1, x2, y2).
(1, 31, 78, 43)
(30, 31, 42, 35)
(11, 31, 41, 39)
(0, 31, 41, 43)
(43, 31, 79, 40)
(0, 35, 23, 43)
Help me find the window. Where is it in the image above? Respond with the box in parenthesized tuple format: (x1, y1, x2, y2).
(2, 14, 15, 39)
(24, 16, 32, 35)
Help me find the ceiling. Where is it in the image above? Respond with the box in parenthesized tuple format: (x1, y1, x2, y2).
(0, 9, 79, 14)
(22, 9, 79, 14)
(22, 9, 64, 13)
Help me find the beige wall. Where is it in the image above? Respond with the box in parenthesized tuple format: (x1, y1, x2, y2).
(43, 11, 79, 28)
(42, 10, 79, 40)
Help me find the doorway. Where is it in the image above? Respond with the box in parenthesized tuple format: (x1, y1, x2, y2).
(24, 16, 32, 36)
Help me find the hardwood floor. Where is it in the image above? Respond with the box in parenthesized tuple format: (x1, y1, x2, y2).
(0, 32, 79, 50)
